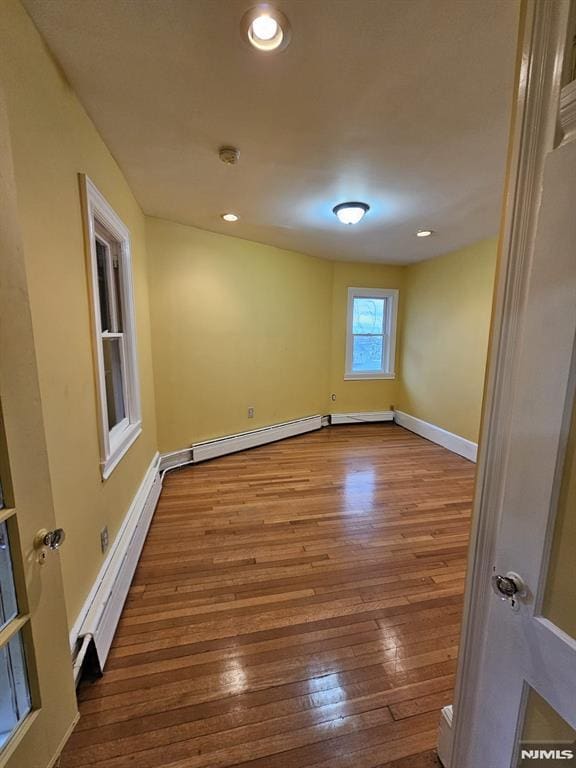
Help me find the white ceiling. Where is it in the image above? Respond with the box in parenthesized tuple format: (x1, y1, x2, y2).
(24, 0, 519, 263)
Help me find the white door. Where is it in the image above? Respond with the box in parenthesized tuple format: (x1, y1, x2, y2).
(450, 1, 576, 767)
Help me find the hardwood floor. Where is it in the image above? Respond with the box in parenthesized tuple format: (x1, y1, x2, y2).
(62, 423, 474, 768)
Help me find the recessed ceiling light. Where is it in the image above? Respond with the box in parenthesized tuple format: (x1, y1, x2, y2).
(416, 229, 434, 237)
(241, 5, 291, 52)
(221, 213, 239, 222)
(252, 14, 278, 41)
(333, 202, 370, 225)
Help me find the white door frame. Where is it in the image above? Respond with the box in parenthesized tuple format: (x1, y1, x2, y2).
(450, 0, 574, 765)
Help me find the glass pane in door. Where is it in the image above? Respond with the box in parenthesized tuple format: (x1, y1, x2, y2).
(543, 397, 576, 639)
(516, 687, 576, 766)
(0, 521, 18, 632)
(0, 631, 31, 752)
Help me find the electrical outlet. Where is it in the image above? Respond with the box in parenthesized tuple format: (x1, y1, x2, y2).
(100, 526, 109, 554)
(248, 407, 254, 418)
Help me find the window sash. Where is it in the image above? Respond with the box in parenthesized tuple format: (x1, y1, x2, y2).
(352, 296, 388, 337)
(351, 333, 388, 373)
(95, 232, 121, 334)
(101, 333, 129, 437)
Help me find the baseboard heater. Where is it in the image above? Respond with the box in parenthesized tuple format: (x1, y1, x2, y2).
(71, 454, 162, 677)
(330, 410, 394, 425)
(193, 414, 322, 462)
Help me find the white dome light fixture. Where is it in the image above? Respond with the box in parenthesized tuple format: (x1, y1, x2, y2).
(221, 213, 239, 222)
(241, 5, 291, 53)
(416, 229, 434, 237)
(333, 202, 370, 225)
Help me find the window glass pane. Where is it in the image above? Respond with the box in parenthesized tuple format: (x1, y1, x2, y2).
(96, 239, 112, 332)
(103, 338, 126, 430)
(352, 335, 384, 372)
(112, 253, 123, 333)
(353, 297, 385, 334)
(0, 631, 31, 751)
(0, 522, 18, 632)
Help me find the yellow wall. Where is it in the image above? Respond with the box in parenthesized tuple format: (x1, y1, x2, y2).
(330, 262, 404, 412)
(146, 218, 333, 452)
(147, 218, 494, 451)
(146, 218, 411, 453)
(0, 0, 158, 630)
(398, 239, 497, 442)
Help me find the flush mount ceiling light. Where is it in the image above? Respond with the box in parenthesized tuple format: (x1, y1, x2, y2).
(333, 202, 370, 225)
(241, 5, 291, 52)
(221, 213, 239, 222)
(416, 229, 434, 237)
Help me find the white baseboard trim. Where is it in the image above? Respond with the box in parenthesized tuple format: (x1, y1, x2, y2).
(330, 410, 394, 425)
(194, 414, 322, 462)
(437, 704, 454, 767)
(69, 451, 162, 671)
(393, 410, 477, 462)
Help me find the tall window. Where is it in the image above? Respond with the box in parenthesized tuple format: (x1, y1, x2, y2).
(82, 176, 141, 479)
(345, 287, 398, 379)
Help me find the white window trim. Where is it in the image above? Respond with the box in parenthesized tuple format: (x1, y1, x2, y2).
(81, 175, 142, 480)
(344, 287, 398, 380)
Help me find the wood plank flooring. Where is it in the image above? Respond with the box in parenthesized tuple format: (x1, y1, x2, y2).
(62, 424, 474, 768)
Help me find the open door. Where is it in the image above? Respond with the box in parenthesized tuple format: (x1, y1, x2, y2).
(0, 89, 78, 766)
(450, 1, 576, 766)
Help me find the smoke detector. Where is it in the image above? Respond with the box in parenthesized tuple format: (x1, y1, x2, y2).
(219, 146, 240, 165)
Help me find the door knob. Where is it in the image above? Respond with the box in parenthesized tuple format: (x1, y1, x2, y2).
(34, 528, 66, 550)
(492, 571, 526, 609)
(34, 528, 66, 564)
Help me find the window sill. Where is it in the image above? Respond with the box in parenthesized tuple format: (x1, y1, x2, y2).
(344, 372, 396, 381)
(101, 422, 142, 480)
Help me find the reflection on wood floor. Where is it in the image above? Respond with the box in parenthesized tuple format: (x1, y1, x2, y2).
(62, 423, 474, 768)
